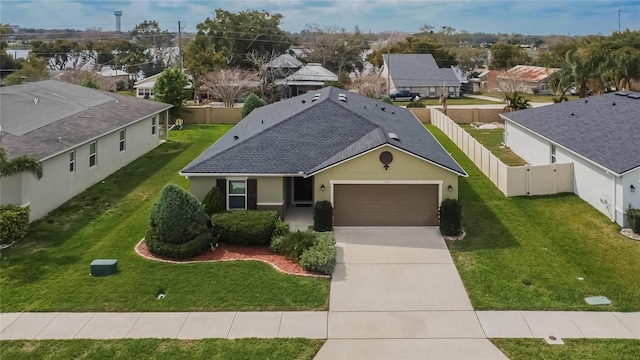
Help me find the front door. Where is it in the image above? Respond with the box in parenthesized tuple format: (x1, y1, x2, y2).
(293, 177, 313, 205)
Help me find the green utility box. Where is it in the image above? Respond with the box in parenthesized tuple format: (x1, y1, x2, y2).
(91, 259, 118, 276)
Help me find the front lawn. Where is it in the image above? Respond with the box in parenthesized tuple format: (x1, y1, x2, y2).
(0, 125, 330, 312)
(459, 124, 526, 166)
(492, 339, 640, 360)
(0, 338, 323, 360)
(486, 92, 580, 103)
(428, 125, 640, 311)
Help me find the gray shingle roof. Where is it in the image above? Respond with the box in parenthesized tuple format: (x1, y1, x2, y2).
(383, 54, 461, 88)
(0, 80, 172, 160)
(265, 54, 303, 69)
(502, 91, 640, 175)
(181, 87, 466, 177)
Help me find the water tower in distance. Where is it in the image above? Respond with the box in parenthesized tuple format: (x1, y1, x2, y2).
(114, 10, 123, 32)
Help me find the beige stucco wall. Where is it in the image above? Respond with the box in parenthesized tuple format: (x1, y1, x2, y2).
(313, 145, 460, 204)
(182, 107, 242, 124)
(189, 176, 284, 204)
(9, 111, 166, 221)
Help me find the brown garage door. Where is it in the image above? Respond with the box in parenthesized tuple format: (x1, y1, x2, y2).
(333, 184, 439, 226)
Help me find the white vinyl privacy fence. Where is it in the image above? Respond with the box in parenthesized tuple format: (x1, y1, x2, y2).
(430, 109, 573, 197)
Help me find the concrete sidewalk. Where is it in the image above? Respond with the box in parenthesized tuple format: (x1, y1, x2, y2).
(0, 311, 327, 340)
(2, 310, 638, 341)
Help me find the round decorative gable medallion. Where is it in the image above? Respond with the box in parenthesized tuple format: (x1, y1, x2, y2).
(379, 151, 393, 170)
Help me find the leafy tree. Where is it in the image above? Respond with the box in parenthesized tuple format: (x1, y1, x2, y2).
(4, 72, 24, 86)
(489, 42, 530, 69)
(601, 47, 640, 91)
(186, 9, 291, 71)
(502, 91, 532, 111)
(241, 93, 266, 118)
(130, 20, 176, 76)
(1, 23, 21, 78)
(7, 54, 50, 85)
(453, 47, 488, 72)
(367, 36, 457, 68)
(0, 147, 43, 180)
(153, 67, 190, 116)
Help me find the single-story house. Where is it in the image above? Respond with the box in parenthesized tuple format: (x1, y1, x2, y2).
(497, 65, 560, 94)
(264, 53, 303, 79)
(133, 72, 193, 99)
(381, 54, 461, 98)
(0, 80, 172, 221)
(501, 91, 640, 227)
(180, 87, 467, 226)
(276, 63, 338, 98)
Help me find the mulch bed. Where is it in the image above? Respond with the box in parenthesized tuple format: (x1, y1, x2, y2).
(135, 240, 326, 277)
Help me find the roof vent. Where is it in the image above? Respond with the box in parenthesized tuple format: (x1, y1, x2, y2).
(381, 106, 386, 111)
(57, 137, 63, 143)
(233, 135, 239, 140)
(311, 95, 320, 102)
(612, 102, 616, 106)
(33, 97, 39, 104)
(338, 93, 347, 102)
(301, 99, 306, 103)
(388, 132, 399, 141)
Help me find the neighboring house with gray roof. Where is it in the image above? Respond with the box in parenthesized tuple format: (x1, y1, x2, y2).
(501, 91, 640, 227)
(181, 87, 467, 226)
(381, 54, 462, 98)
(0, 80, 172, 221)
(276, 63, 338, 98)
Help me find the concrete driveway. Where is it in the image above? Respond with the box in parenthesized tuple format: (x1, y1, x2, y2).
(316, 227, 508, 360)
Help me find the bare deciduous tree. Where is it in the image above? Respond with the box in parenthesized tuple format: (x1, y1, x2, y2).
(200, 69, 259, 107)
(245, 50, 289, 103)
(348, 70, 387, 99)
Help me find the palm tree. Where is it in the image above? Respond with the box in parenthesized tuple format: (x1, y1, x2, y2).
(503, 91, 532, 111)
(0, 147, 43, 180)
(548, 49, 604, 99)
(601, 47, 640, 91)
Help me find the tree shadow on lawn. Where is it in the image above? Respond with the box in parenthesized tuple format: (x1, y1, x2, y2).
(448, 176, 520, 252)
(0, 141, 190, 285)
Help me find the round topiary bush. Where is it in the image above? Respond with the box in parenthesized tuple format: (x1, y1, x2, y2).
(146, 184, 214, 259)
(202, 186, 225, 216)
(439, 198, 462, 236)
(241, 93, 267, 118)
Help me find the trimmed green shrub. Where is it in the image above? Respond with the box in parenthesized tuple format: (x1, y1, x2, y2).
(270, 230, 316, 260)
(299, 232, 336, 275)
(202, 186, 225, 216)
(0, 205, 30, 245)
(148, 184, 211, 245)
(145, 232, 216, 260)
(406, 100, 426, 108)
(213, 210, 279, 245)
(313, 201, 333, 232)
(439, 198, 462, 236)
(625, 206, 640, 234)
(241, 93, 267, 118)
(380, 96, 393, 104)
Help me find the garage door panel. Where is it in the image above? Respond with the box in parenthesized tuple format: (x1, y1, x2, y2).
(334, 184, 439, 226)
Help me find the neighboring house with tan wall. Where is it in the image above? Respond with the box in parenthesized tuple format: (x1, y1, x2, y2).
(497, 65, 560, 94)
(0, 80, 172, 221)
(180, 87, 467, 226)
(501, 91, 640, 227)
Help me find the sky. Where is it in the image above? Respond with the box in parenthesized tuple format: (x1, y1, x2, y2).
(1, 0, 638, 36)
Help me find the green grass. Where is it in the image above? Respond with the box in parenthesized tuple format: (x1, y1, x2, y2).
(459, 124, 527, 166)
(0, 338, 323, 360)
(0, 125, 330, 312)
(492, 339, 640, 360)
(394, 95, 500, 106)
(427, 125, 640, 311)
(117, 90, 135, 97)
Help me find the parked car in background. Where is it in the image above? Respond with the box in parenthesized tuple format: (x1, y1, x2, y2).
(389, 90, 421, 101)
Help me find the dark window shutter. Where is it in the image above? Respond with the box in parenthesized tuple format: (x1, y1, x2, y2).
(216, 179, 227, 209)
(247, 179, 257, 210)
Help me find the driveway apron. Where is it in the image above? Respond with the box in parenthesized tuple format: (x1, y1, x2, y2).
(315, 227, 508, 360)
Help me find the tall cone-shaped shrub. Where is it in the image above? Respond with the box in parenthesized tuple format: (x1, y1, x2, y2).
(148, 184, 210, 244)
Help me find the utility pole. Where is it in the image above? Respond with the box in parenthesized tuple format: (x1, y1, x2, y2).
(178, 20, 183, 72)
(618, 10, 621, 32)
